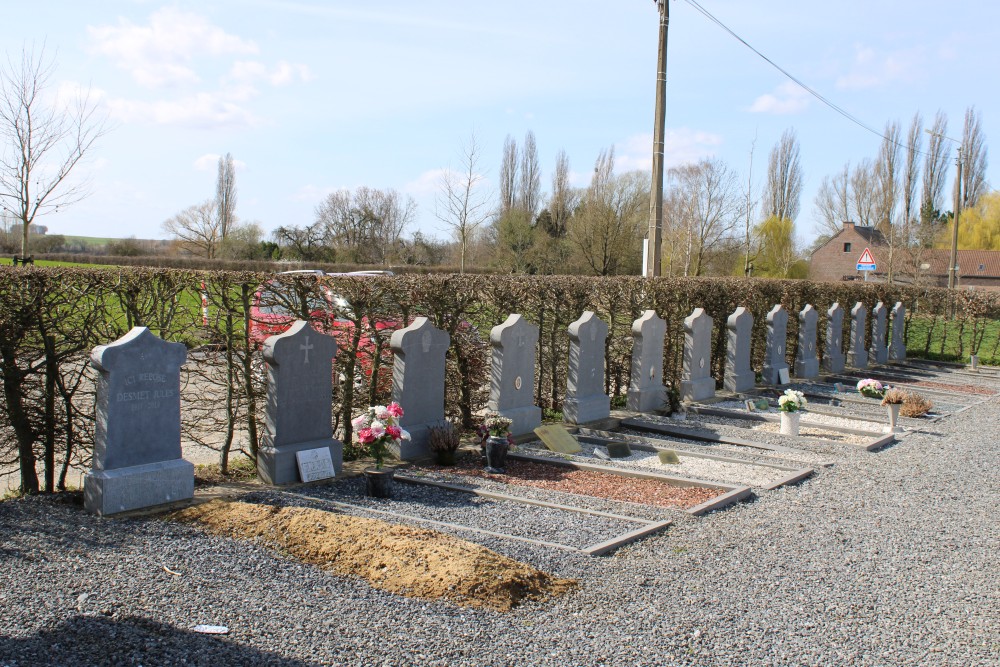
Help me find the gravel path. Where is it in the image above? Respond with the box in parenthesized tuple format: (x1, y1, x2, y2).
(1, 373, 998, 665)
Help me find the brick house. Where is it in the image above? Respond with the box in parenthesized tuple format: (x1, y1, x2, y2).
(809, 222, 888, 283)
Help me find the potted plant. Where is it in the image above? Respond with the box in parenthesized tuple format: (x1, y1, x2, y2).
(881, 387, 906, 433)
(856, 378, 885, 399)
(777, 389, 807, 436)
(428, 421, 460, 466)
(478, 413, 513, 473)
(352, 402, 407, 498)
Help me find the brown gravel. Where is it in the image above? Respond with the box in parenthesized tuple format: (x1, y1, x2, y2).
(906, 380, 996, 395)
(429, 456, 722, 510)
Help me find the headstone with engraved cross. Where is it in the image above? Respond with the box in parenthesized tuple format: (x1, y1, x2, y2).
(724, 307, 754, 393)
(391, 317, 450, 459)
(627, 310, 667, 412)
(847, 302, 868, 369)
(761, 305, 790, 385)
(680, 308, 715, 402)
(257, 320, 342, 485)
(888, 302, 907, 362)
(870, 301, 889, 365)
(564, 311, 610, 424)
(823, 302, 846, 374)
(794, 304, 820, 379)
(488, 314, 541, 436)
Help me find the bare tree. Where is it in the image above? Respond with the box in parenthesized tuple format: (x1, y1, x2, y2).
(761, 129, 803, 222)
(961, 106, 988, 209)
(316, 187, 414, 265)
(437, 133, 491, 273)
(163, 200, 221, 258)
(901, 113, 923, 247)
(668, 157, 742, 276)
(549, 149, 574, 236)
(742, 136, 758, 276)
(498, 135, 518, 217)
(518, 130, 541, 220)
(0, 45, 108, 259)
(849, 159, 878, 228)
(814, 164, 851, 237)
(874, 121, 901, 281)
(922, 111, 951, 220)
(216, 152, 237, 240)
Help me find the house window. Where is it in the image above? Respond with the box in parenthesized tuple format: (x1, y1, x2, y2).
(843, 242, 852, 253)
(979, 264, 986, 272)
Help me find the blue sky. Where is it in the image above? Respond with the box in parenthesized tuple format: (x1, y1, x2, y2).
(5, 1, 997, 246)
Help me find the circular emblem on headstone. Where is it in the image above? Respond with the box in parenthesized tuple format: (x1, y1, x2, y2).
(649, 366, 655, 380)
(514, 376, 522, 391)
(699, 357, 705, 369)
(808, 342, 814, 351)
(778, 345, 784, 355)
(589, 327, 596, 342)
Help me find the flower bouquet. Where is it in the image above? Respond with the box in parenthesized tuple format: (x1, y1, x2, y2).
(352, 402, 407, 469)
(856, 378, 885, 399)
(478, 412, 513, 473)
(777, 389, 807, 436)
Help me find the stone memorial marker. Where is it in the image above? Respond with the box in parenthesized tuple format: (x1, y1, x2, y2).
(258, 320, 342, 485)
(680, 308, 715, 401)
(488, 314, 542, 436)
(564, 311, 611, 424)
(870, 301, 889, 364)
(391, 317, 450, 459)
(794, 304, 820, 379)
(295, 448, 336, 483)
(534, 425, 583, 454)
(84, 327, 192, 516)
(847, 302, 868, 369)
(724, 307, 755, 393)
(627, 310, 667, 412)
(761, 305, 790, 385)
(823, 302, 846, 374)
(888, 302, 907, 362)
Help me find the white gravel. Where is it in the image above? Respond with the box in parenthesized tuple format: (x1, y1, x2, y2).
(709, 400, 889, 433)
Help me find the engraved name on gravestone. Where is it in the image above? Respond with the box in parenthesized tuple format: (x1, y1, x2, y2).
(823, 302, 846, 374)
(794, 304, 820, 379)
(258, 320, 342, 485)
(870, 301, 889, 365)
(888, 302, 907, 362)
(391, 317, 450, 459)
(84, 327, 192, 516)
(488, 314, 542, 436)
(627, 310, 667, 412)
(761, 305, 790, 385)
(564, 311, 610, 424)
(295, 448, 336, 483)
(847, 302, 868, 369)
(724, 307, 755, 393)
(680, 308, 715, 402)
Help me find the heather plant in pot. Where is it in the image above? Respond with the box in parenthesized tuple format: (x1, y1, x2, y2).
(352, 402, 407, 497)
(881, 387, 906, 433)
(478, 412, 513, 473)
(428, 421, 460, 466)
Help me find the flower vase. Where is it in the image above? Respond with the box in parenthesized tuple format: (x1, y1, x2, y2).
(970, 354, 980, 372)
(484, 436, 509, 473)
(364, 467, 395, 498)
(886, 403, 902, 433)
(780, 411, 801, 436)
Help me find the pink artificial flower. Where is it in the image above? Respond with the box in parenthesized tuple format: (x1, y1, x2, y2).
(357, 427, 374, 444)
(387, 402, 404, 418)
(351, 415, 368, 431)
(386, 425, 401, 440)
(370, 422, 386, 438)
(375, 405, 391, 421)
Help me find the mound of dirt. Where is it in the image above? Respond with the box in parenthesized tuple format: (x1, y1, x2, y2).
(171, 500, 576, 612)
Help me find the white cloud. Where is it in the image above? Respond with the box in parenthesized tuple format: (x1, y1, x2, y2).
(88, 8, 258, 88)
(194, 154, 248, 171)
(404, 169, 449, 197)
(291, 184, 339, 203)
(748, 82, 810, 114)
(106, 93, 257, 128)
(834, 44, 922, 91)
(230, 60, 312, 86)
(615, 129, 725, 172)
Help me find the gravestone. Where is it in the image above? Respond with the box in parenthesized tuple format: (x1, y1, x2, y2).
(870, 301, 889, 365)
(627, 310, 667, 412)
(488, 314, 541, 436)
(724, 307, 755, 393)
(823, 302, 846, 374)
(84, 327, 192, 516)
(888, 302, 907, 362)
(258, 320, 342, 485)
(680, 308, 715, 401)
(535, 425, 582, 454)
(794, 304, 820, 379)
(564, 311, 610, 424)
(761, 305, 790, 385)
(391, 317, 450, 459)
(847, 302, 868, 369)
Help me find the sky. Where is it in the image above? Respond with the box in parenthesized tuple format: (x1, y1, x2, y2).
(4, 0, 998, 248)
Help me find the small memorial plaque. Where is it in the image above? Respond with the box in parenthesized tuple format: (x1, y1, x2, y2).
(295, 447, 336, 482)
(744, 399, 756, 412)
(778, 368, 791, 385)
(534, 425, 583, 454)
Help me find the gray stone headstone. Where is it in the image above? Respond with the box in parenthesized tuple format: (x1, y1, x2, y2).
(847, 302, 868, 369)
(488, 314, 541, 436)
(823, 302, 846, 374)
(870, 301, 888, 365)
(888, 302, 906, 362)
(761, 305, 790, 385)
(724, 307, 755, 393)
(627, 310, 667, 412)
(564, 311, 610, 424)
(680, 308, 715, 401)
(84, 327, 192, 516)
(391, 317, 450, 459)
(794, 304, 820, 379)
(258, 320, 342, 485)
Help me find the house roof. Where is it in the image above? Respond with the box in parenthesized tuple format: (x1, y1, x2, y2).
(809, 223, 888, 256)
(882, 248, 1000, 278)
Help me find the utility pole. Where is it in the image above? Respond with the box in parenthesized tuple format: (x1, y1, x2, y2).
(948, 147, 963, 290)
(645, 0, 669, 278)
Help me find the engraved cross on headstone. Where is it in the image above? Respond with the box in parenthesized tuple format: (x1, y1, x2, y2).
(300, 336, 314, 364)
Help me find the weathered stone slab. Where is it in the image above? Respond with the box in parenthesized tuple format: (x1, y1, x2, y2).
(564, 311, 610, 424)
(84, 327, 192, 516)
(761, 305, 789, 385)
(724, 307, 755, 393)
(627, 310, 667, 412)
(794, 304, 820, 379)
(680, 308, 715, 401)
(870, 301, 888, 364)
(295, 447, 336, 483)
(258, 320, 342, 485)
(847, 302, 868, 369)
(488, 314, 542, 436)
(888, 302, 906, 362)
(823, 302, 846, 374)
(391, 317, 450, 459)
(534, 425, 582, 454)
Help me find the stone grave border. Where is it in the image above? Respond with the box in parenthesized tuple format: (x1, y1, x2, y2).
(901, 358, 1000, 379)
(750, 387, 942, 426)
(821, 371, 988, 407)
(570, 428, 815, 491)
(759, 378, 972, 418)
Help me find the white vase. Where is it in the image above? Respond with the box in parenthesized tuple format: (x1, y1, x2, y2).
(780, 411, 800, 436)
(970, 354, 980, 372)
(886, 402, 902, 433)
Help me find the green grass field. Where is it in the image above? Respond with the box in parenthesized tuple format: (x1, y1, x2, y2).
(0, 258, 116, 268)
(907, 315, 1000, 365)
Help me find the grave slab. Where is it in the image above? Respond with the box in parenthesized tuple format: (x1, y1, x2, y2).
(535, 424, 583, 454)
(391, 317, 450, 459)
(823, 302, 846, 374)
(847, 302, 868, 369)
(564, 311, 610, 424)
(724, 307, 755, 393)
(488, 314, 542, 436)
(627, 310, 668, 412)
(888, 302, 906, 362)
(794, 304, 820, 379)
(762, 305, 790, 385)
(680, 308, 716, 401)
(870, 301, 889, 364)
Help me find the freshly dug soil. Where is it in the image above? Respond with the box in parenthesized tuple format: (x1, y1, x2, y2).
(171, 500, 576, 612)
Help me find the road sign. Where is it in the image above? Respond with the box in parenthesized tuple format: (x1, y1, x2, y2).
(857, 247, 877, 272)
